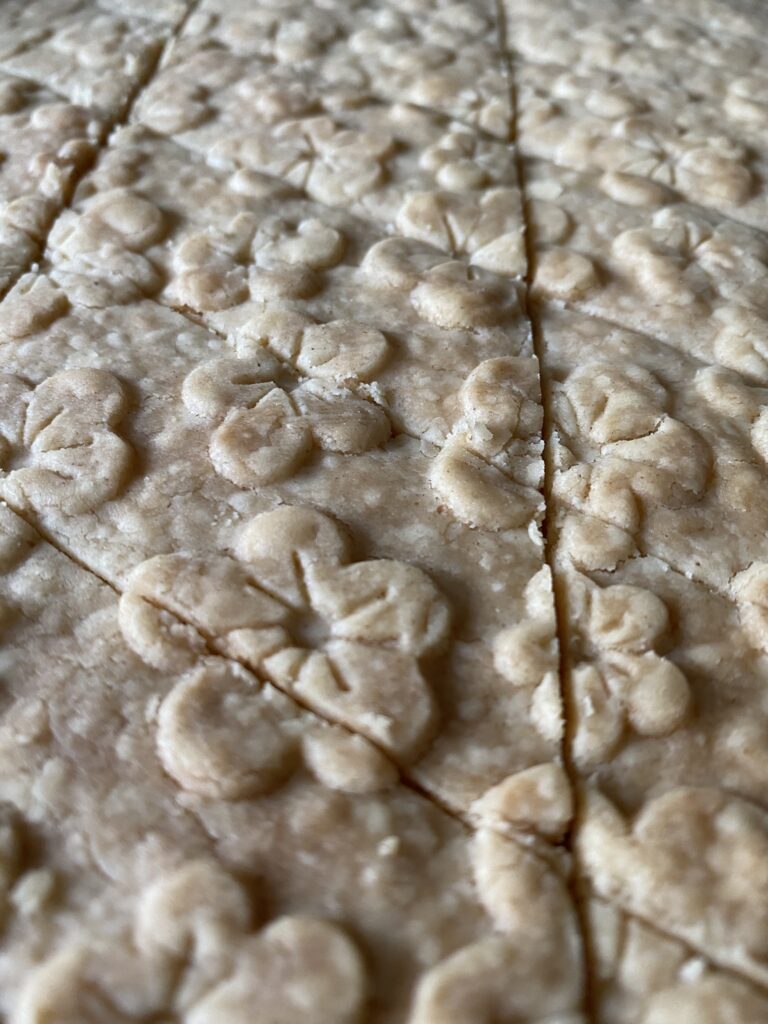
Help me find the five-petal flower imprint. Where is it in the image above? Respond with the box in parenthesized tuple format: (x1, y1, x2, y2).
(18, 859, 367, 1024)
(553, 360, 710, 570)
(0, 368, 132, 514)
(181, 348, 391, 487)
(429, 356, 544, 531)
(566, 574, 691, 769)
(119, 506, 451, 793)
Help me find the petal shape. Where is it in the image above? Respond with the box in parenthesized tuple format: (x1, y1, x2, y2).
(265, 641, 436, 761)
(294, 380, 390, 454)
(189, 918, 366, 1024)
(157, 660, 298, 799)
(237, 506, 350, 610)
(308, 559, 450, 656)
(210, 392, 313, 487)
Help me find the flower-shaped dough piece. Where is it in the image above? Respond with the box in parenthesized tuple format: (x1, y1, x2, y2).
(0, 368, 132, 514)
(523, 68, 753, 208)
(409, 937, 574, 1024)
(566, 576, 691, 769)
(361, 236, 518, 330)
(395, 188, 525, 277)
(48, 188, 167, 306)
(18, 859, 367, 1024)
(120, 507, 450, 765)
(136, 655, 397, 801)
(210, 114, 393, 208)
(554, 361, 711, 570)
(247, 214, 346, 300)
(189, 917, 366, 1024)
(429, 357, 544, 531)
(492, 567, 561, 745)
(612, 207, 768, 324)
(589, 895, 768, 1024)
(182, 353, 390, 487)
(173, 211, 347, 310)
(418, 127, 494, 191)
(410, 828, 582, 1022)
(234, 308, 390, 385)
(612, 212, 721, 310)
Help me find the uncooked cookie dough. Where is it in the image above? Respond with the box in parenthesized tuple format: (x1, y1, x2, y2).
(1, 0, 768, 1019)
(505, 0, 768, 1017)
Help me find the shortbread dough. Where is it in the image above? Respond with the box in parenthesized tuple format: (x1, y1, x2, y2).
(0, 504, 584, 1022)
(3, 0, 768, 1016)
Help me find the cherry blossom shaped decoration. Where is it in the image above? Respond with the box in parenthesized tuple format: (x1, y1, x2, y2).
(120, 507, 450, 772)
(566, 576, 691, 768)
(182, 351, 390, 487)
(554, 361, 711, 571)
(429, 356, 544, 531)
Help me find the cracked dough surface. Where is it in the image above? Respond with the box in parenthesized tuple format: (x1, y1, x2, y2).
(2, 0, 768, 1019)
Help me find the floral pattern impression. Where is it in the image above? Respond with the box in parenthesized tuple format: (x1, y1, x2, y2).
(566, 574, 691, 769)
(119, 506, 451, 795)
(181, 348, 390, 487)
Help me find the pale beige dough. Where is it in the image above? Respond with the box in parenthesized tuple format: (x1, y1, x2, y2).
(547, 498, 768, 989)
(540, 303, 768, 587)
(505, 0, 768, 99)
(94, 0, 194, 27)
(0, 502, 584, 1022)
(524, 160, 768, 375)
(577, 784, 768, 988)
(536, 301, 768, 982)
(587, 898, 768, 1023)
(0, 5, 168, 118)
(129, 51, 524, 271)
(0, 72, 104, 207)
(0, 273, 560, 815)
(0, 0, 585, 1015)
(183, 0, 500, 61)
(15, 0, 768, 1008)
(0, 0, 83, 61)
(639, 0, 768, 38)
(173, 0, 512, 138)
(203, 263, 530, 446)
(517, 63, 768, 232)
(0, 71, 106, 298)
(41, 128, 529, 443)
(0, 0, 188, 58)
(554, 554, 768, 812)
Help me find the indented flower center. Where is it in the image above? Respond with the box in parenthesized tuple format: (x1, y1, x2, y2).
(4, 449, 33, 473)
(289, 604, 331, 650)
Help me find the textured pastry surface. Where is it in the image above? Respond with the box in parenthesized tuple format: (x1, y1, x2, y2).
(2, 0, 768, 1019)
